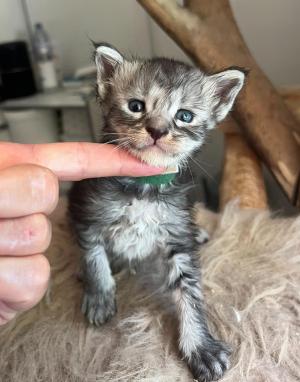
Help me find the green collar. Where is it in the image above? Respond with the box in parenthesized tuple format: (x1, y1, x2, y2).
(133, 172, 177, 186)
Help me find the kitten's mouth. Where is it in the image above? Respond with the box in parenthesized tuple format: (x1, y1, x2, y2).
(128, 141, 180, 168)
(139, 142, 168, 153)
(132, 140, 175, 157)
(133, 136, 175, 153)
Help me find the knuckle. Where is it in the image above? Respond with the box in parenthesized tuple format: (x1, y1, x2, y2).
(21, 255, 50, 308)
(30, 165, 59, 213)
(31, 214, 52, 252)
(30, 254, 50, 291)
(76, 142, 89, 180)
(40, 168, 59, 206)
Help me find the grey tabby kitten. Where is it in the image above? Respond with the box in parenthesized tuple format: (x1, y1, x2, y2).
(69, 43, 245, 382)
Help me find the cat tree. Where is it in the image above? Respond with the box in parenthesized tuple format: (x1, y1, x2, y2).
(1, 4, 300, 380)
(138, 0, 300, 209)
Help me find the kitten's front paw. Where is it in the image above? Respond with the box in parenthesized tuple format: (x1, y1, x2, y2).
(196, 228, 210, 245)
(187, 339, 231, 382)
(81, 288, 117, 326)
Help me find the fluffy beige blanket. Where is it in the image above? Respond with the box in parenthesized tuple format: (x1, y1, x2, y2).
(0, 200, 299, 382)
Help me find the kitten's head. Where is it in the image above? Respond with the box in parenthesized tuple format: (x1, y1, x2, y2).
(95, 43, 245, 168)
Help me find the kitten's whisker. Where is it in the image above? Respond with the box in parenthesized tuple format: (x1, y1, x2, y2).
(192, 155, 214, 168)
(187, 162, 195, 186)
(102, 132, 136, 134)
(112, 142, 129, 152)
(188, 155, 216, 183)
(112, 138, 137, 153)
(101, 132, 138, 137)
(102, 138, 129, 145)
(102, 135, 139, 153)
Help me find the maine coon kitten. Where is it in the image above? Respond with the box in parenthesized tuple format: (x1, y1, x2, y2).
(69, 43, 245, 382)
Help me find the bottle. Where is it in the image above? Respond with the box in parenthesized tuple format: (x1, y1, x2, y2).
(33, 23, 58, 91)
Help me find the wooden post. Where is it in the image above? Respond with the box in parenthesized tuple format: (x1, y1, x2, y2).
(220, 132, 267, 209)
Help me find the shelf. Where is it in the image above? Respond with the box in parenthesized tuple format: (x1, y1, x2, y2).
(0, 86, 93, 110)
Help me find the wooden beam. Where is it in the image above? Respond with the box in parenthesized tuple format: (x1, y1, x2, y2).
(220, 133, 267, 209)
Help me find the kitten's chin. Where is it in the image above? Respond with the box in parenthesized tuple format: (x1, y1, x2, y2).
(129, 146, 181, 168)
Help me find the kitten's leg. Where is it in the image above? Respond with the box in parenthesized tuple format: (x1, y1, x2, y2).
(81, 244, 117, 326)
(167, 250, 231, 382)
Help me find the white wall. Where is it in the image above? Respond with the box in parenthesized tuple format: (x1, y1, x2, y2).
(231, 0, 300, 86)
(1, 0, 299, 84)
(149, 0, 300, 86)
(0, 0, 27, 43)
(25, 0, 153, 76)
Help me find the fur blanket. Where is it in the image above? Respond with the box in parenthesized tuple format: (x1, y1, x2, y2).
(0, 200, 299, 382)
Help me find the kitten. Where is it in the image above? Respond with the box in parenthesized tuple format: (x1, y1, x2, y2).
(69, 43, 245, 381)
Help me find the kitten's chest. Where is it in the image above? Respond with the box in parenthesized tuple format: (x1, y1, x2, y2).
(104, 198, 171, 260)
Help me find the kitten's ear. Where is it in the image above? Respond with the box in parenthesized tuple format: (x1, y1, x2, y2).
(94, 43, 124, 97)
(205, 68, 245, 125)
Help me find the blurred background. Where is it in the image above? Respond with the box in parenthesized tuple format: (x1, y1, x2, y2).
(0, 0, 299, 210)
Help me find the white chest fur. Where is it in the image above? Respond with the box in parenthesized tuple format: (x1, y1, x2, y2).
(105, 198, 170, 261)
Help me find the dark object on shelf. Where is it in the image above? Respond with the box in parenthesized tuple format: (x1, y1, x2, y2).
(0, 41, 37, 100)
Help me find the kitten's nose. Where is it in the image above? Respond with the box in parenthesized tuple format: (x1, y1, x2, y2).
(146, 126, 168, 142)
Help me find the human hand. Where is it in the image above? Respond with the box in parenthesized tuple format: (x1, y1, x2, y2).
(0, 142, 162, 325)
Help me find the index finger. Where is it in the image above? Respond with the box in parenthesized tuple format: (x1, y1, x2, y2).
(0, 142, 162, 181)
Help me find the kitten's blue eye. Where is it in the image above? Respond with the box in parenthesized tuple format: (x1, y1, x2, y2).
(176, 109, 194, 123)
(128, 99, 145, 113)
